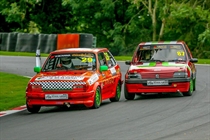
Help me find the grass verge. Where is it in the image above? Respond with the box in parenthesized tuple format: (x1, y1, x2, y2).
(0, 72, 30, 111)
(196, 59, 210, 64)
(0, 51, 49, 57)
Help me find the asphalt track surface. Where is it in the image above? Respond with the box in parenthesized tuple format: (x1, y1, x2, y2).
(0, 56, 210, 140)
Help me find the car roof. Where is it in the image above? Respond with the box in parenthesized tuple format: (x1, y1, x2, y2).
(51, 48, 108, 54)
(139, 41, 185, 45)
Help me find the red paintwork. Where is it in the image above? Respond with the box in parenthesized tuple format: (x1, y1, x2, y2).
(26, 48, 122, 108)
(125, 41, 197, 95)
(126, 82, 190, 93)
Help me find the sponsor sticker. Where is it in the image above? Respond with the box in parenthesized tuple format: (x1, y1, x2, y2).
(72, 53, 93, 57)
(87, 73, 99, 85)
(55, 54, 71, 57)
(110, 67, 116, 75)
(35, 76, 84, 81)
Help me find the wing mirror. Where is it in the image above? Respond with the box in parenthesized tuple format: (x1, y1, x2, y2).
(125, 60, 131, 65)
(100, 65, 108, 72)
(190, 58, 198, 63)
(34, 66, 41, 73)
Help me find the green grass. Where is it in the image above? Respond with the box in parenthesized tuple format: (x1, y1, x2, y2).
(196, 59, 210, 64)
(0, 72, 30, 111)
(113, 56, 132, 61)
(0, 51, 49, 57)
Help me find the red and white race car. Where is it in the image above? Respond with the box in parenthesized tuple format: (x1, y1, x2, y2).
(26, 48, 123, 113)
(124, 41, 198, 100)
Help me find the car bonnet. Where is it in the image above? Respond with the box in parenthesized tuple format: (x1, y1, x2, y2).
(29, 71, 99, 90)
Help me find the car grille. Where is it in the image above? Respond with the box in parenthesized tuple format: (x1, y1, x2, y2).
(141, 73, 173, 79)
(30, 81, 86, 90)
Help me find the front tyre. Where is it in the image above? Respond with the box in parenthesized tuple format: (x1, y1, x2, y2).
(26, 103, 41, 113)
(183, 78, 193, 96)
(110, 82, 121, 102)
(124, 84, 135, 100)
(90, 87, 101, 109)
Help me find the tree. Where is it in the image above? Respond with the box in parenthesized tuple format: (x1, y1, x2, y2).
(62, 0, 138, 55)
(0, 0, 209, 57)
(127, 0, 210, 57)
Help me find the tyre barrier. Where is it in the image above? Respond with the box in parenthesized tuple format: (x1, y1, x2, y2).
(0, 32, 96, 53)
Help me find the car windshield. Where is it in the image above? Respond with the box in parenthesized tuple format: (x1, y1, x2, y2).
(42, 53, 96, 71)
(136, 44, 186, 62)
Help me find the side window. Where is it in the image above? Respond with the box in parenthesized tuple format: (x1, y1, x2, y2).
(183, 44, 191, 59)
(98, 53, 107, 66)
(170, 45, 186, 60)
(43, 56, 59, 71)
(139, 50, 153, 61)
(104, 51, 116, 67)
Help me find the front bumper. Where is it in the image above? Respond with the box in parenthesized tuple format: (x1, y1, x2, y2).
(125, 78, 190, 93)
(26, 90, 95, 107)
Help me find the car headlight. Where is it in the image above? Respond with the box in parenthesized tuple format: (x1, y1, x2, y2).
(173, 72, 187, 78)
(128, 73, 142, 79)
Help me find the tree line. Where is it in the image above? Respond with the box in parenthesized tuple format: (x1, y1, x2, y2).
(0, 0, 209, 58)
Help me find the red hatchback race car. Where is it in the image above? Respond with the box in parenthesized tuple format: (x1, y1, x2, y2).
(124, 41, 198, 100)
(26, 48, 123, 113)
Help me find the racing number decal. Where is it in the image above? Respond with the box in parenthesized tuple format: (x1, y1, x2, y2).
(104, 52, 110, 60)
(81, 57, 93, 62)
(177, 51, 185, 56)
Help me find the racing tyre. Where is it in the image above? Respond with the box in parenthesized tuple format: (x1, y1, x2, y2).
(183, 78, 193, 96)
(26, 103, 41, 113)
(109, 82, 121, 102)
(90, 87, 101, 109)
(124, 84, 135, 100)
(193, 78, 196, 91)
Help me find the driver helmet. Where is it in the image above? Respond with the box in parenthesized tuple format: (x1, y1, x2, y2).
(61, 57, 71, 67)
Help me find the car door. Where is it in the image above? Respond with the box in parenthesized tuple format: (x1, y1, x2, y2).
(183, 43, 196, 78)
(103, 51, 119, 96)
(98, 52, 113, 99)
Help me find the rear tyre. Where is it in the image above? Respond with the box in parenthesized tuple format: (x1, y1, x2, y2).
(183, 78, 193, 96)
(90, 87, 101, 109)
(26, 103, 41, 113)
(193, 78, 196, 91)
(124, 84, 135, 100)
(110, 82, 121, 102)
